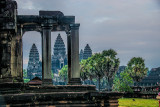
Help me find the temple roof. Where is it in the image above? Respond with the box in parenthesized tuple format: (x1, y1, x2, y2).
(83, 44, 92, 59)
(29, 43, 39, 58)
(53, 34, 66, 56)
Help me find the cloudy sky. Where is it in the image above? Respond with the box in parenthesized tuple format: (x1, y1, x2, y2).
(15, 0, 160, 70)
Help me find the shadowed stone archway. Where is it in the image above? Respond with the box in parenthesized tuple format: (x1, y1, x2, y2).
(0, 0, 81, 85)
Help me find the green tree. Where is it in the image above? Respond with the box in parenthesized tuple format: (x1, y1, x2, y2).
(59, 65, 68, 82)
(88, 53, 105, 91)
(113, 69, 133, 92)
(102, 49, 117, 58)
(51, 70, 54, 79)
(80, 59, 90, 84)
(102, 49, 120, 91)
(79, 49, 120, 91)
(23, 69, 27, 78)
(127, 57, 148, 86)
(23, 69, 30, 83)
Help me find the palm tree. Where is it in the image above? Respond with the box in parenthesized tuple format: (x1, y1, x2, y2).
(79, 49, 120, 92)
(88, 53, 105, 91)
(127, 57, 148, 86)
(102, 49, 120, 91)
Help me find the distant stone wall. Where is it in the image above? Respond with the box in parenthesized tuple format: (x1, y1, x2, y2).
(124, 92, 158, 99)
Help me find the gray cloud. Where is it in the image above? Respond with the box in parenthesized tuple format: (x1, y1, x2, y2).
(15, 0, 160, 69)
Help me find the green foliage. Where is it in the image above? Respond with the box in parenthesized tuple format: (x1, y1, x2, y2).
(118, 98, 158, 107)
(127, 57, 148, 83)
(88, 53, 106, 91)
(59, 65, 68, 82)
(113, 69, 133, 92)
(51, 70, 54, 79)
(23, 69, 27, 78)
(102, 49, 120, 78)
(102, 49, 120, 91)
(80, 49, 120, 91)
(88, 53, 105, 79)
(80, 59, 91, 81)
(102, 49, 117, 58)
(113, 57, 149, 92)
(23, 79, 30, 83)
(23, 69, 30, 83)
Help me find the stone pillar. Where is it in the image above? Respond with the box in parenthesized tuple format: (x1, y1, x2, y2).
(66, 31, 71, 83)
(41, 25, 53, 85)
(68, 24, 81, 85)
(17, 36, 23, 81)
(11, 27, 23, 82)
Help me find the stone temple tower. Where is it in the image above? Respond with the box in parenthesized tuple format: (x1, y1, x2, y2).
(52, 34, 67, 74)
(83, 44, 92, 59)
(27, 44, 42, 80)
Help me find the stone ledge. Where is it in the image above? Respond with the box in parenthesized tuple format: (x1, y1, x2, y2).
(23, 85, 96, 93)
(0, 91, 123, 107)
(0, 83, 123, 106)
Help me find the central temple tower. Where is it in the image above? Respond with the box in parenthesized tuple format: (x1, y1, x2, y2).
(52, 34, 67, 74)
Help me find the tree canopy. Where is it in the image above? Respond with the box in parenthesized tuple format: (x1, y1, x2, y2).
(23, 69, 27, 78)
(113, 69, 133, 92)
(102, 49, 120, 91)
(59, 65, 68, 82)
(127, 57, 148, 84)
(80, 49, 120, 91)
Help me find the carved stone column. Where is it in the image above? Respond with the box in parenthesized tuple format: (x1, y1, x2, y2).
(0, 32, 12, 82)
(41, 25, 53, 85)
(68, 24, 81, 85)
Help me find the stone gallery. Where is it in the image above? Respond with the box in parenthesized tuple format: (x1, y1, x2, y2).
(0, 0, 122, 106)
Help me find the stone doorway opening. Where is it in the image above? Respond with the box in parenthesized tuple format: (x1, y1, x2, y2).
(22, 31, 42, 81)
(51, 32, 68, 85)
(22, 31, 69, 85)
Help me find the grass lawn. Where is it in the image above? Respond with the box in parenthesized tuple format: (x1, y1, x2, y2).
(118, 98, 159, 107)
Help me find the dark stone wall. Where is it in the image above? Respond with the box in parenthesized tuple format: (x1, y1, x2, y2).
(11, 34, 23, 82)
(0, 32, 12, 79)
(0, 0, 23, 82)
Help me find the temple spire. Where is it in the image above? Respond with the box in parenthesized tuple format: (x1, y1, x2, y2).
(83, 44, 92, 59)
(27, 43, 42, 80)
(52, 34, 67, 74)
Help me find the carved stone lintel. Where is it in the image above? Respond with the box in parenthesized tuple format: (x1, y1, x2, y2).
(70, 24, 80, 30)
